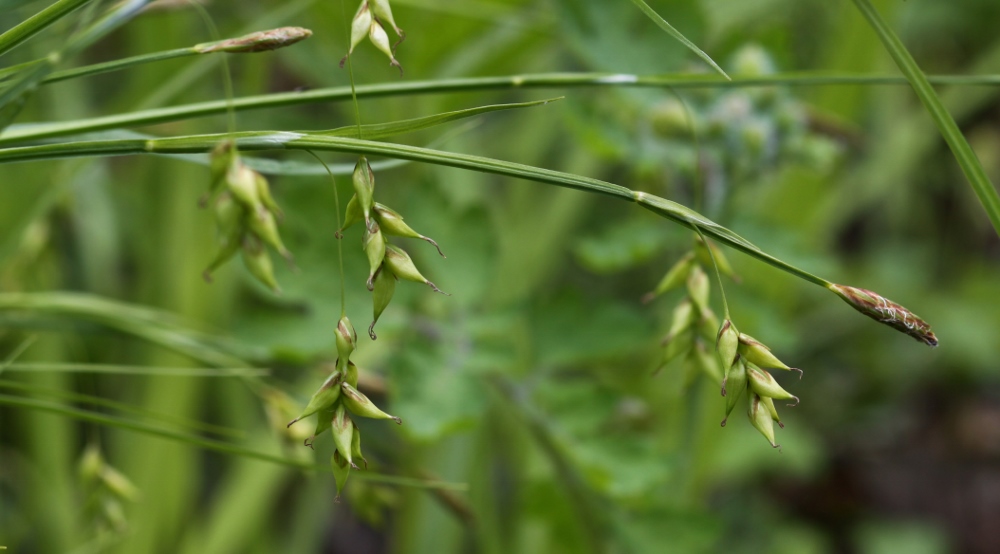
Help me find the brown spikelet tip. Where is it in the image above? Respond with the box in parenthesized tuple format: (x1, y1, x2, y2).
(198, 27, 313, 54)
(391, 416, 402, 425)
(830, 284, 938, 347)
(720, 418, 728, 427)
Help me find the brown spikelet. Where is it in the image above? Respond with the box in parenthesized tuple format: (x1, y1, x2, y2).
(197, 27, 313, 54)
(829, 284, 938, 347)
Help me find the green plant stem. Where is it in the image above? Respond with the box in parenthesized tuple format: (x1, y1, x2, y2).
(850, 0, 1000, 236)
(0, 393, 468, 491)
(0, 131, 832, 289)
(4, 72, 1000, 145)
(2, 44, 190, 84)
(0, 0, 96, 58)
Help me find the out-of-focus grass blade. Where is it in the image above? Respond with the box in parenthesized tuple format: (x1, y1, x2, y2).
(851, 0, 1000, 237)
(0, 0, 95, 57)
(0, 362, 269, 376)
(0, 380, 246, 439)
(627, 0, 729, 80)
(0, 393, 470, 490)
(0, 292, 258, 367)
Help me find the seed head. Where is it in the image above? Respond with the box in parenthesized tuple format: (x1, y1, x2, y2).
(368, 20, 402, 74)
(722, 355, 747, 424)
(384, 244, 448, 295)
(341, 382, 402, 424)
(374, 203, 444, 257)
(716, 319, 739, 374)
(287, 370, 344, 426)
(738, 333, 801, 376)
(335, 316, 357, 363)
(370, 265, 397, 339)
(642, 252, 693, 303)
(748, 393, 779, 448)
(332, 404, 357, 468)
(686, 264, 710, 311)
(829, 284, 938, 347)
(746, 365, 798, 405)
(363, 222, 386, 291)
(351, 157, 376, 226)
(197, 27, 313, 54)
(240, 235, 281, 293)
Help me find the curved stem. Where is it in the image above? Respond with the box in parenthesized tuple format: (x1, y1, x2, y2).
(0, 131, 832, 290)
(3, 71, 1000, 145)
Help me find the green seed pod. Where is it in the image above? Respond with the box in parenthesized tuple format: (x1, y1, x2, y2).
(368, 20, 402, 73)
(304, 406, 336, 449)
(374, 203, 444, 257)
(747, 365, 798, 405)
(722, 356, 747, 425)
(363, 222, 386, 291)
(226, 163, 262, 212)
(338, 195, 364, 237)
(716, 319, 739, 375)
(208, 140, 236, 197)
(331, 450, 351, 500)
(384, 244, 448, 295)
(203, 194, 245, 282)
(694, 237, 738, 282)
(332, 404, 356, 468)
(99, 465, 140, 503)
(240, 236, 281, 293)
(101, 497, 128, 533)
(748, 393, 779, 448)
(351, 421, 368, 469)
(287, 371, 344, 426)
(642, 252, 694, 303)
(348, 2, 372, 58)
(692, 340, 723, 384)
(370, 0, 403, 37)
(254, 172, 284, 221)
(658, 329, 692, 372)
(351, 157, 375, 225)
(341, 382, 402, 423)
(247, 206, 292, 262)
(79, 444, 103, 484)
(335, 316, 357, 366)
(661, 299, 694, 345)
(697, 307, 720, 344)
(737, 333, 801, 376)
(687, 264, 710, 311)
(344, 361, 359, 388)
(760, 395, 784, 428)
(370, 265, 396, 339)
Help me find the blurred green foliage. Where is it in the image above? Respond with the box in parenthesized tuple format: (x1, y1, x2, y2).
(1, 0, 999, 553)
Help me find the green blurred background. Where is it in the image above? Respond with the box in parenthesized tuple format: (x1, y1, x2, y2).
(1, 0, 999, 552)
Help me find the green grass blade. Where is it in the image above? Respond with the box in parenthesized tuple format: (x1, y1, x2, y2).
(0, 380, 246, 439)
(627, 0, 729, 80)
(6, 72, 1000, 145)
(0, 0, 95, 57)
(0, 362, 269, 376)
(0, 132, 833, 290)
(308, 98, 562, 140)
(0, 0, 152, 114)
(851, 0, 1000, 236)
(0, 393, 468, 490)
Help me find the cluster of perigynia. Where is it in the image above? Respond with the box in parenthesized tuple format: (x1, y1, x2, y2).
(648, 235, 801, 448)
(339, 156, 447, 340)
(203, 141, 293, 293)
(287, 316, 402, 499)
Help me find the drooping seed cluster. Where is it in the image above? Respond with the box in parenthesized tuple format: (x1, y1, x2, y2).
(341, 0, 405, 73)
(203, 141, 293, 292)
(287, 316, 401, 498)
(78, 444, 139, 536)
(339, 157, 447, 340)
(648, 236, 802, 448)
